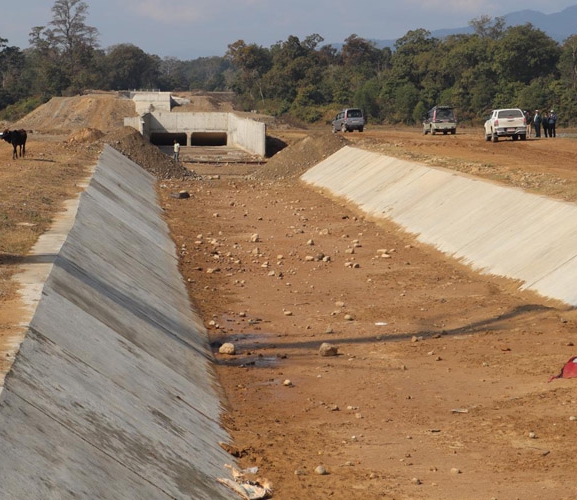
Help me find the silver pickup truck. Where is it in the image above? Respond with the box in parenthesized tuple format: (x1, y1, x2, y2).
(484, 108, 527, 142)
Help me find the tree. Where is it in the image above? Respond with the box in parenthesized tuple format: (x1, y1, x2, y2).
(102, 44, 160, 90)
(25, 1, 100, 94)
(493, 24, 560, 85)
(45, 0, 99, 53)
(559, 35, 577, 91)
(469, 16, 506, 40)
(226, 40, 271, 104)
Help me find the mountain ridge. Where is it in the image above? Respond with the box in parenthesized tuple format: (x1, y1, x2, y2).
(367, 5, 577, 49)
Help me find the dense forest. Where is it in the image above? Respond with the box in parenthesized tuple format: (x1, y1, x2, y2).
(1, 0, 577, 126)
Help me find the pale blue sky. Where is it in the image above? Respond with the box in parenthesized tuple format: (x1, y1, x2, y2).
(2, 1, 576, 59)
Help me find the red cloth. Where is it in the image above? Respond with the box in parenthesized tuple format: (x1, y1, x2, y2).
(549, 356, 577, 382)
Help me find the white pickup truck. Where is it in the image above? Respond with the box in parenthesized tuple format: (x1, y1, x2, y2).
(484, 108, 527, 142)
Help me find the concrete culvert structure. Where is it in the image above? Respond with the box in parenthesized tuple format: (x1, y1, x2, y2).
(191, 132, 227, 146)
(150, 132, 187, 146)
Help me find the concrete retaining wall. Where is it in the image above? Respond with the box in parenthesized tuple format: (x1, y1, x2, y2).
(0, 145, 235, 499)
(302, 146, 577, 306)
(131, 91, 172, 113)
(228, 113, 267, 157)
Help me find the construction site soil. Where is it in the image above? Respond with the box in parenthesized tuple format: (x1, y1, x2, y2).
(2, 92, 577, 500)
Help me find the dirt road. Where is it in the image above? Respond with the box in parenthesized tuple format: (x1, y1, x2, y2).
(2, 95, 577, 500)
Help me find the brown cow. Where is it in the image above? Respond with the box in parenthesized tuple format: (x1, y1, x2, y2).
(1, 129, 27, 159)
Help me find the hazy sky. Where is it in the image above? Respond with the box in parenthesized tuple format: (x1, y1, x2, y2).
(2, 1, 576, 59)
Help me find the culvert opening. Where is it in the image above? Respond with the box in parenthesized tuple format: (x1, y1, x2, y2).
(191, 132, 228, 146)
(150, 133, 187, 146)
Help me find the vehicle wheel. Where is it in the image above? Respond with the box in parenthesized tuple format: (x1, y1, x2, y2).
(431, 128, 436, 135)
(423, 128, 428, 135)
(520, 134, 527, 141)
(332, 126, 337, 134)
(359, 127, 364, 133)
(485, 134, 491, 142)
(492, 132, 498, 142)
(443, 130, 448, 135)
(450, 129, 456, 135)
(512, 134, 518, 141)
(341, 124, 347, 133)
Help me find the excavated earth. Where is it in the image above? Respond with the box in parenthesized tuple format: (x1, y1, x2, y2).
(2, 92, 577, 500)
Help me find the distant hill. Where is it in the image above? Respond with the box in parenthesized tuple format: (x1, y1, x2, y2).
(365, 5, 577, 50)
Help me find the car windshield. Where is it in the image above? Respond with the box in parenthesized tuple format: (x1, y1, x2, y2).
(436, 108, 454, 120)
(347, 109, 362, 118)
(497, 109, 523, 118)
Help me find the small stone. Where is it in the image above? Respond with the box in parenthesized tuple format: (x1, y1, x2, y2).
(284, 310, 293, 316)
(411, 477, 422, 485)
(319, 343, 339, 357)
(314, 466, 328, 475)
(219, 343, 236, 355)
(250, 233, 260, 242)
(344, 314, 354, 321)
(283, 379, 293, 387)
(170, 190, 190, 199)
(570, 416, 577, 421)
(450, 468, 461, 475)
(529, 432, 537, 439)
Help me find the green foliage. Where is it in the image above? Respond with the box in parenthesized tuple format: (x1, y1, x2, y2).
(0, 96, 46, 121)
(0, 7, 573, 127)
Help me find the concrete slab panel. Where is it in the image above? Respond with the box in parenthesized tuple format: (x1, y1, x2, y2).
(0, 145, 235, 499)
(302, 146, 577, 306)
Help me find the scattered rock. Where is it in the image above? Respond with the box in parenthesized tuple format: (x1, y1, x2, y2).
(314, 466, 328, 475)
(319, 343, 339, 357)
(219, 343, 236, 355)
(170, 190, 190, 199)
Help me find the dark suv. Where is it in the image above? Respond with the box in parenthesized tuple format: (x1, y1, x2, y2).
(423, 105, 457, 135)
(332, 108, 365, 133)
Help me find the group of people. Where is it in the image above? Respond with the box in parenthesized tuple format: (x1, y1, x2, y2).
(525, 109, 558, 138)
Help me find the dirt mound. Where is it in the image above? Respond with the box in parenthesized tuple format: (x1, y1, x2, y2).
(256, 132, 347, 179)
(68, 128, 105, 143)
(15, 93, 137, 134)
(102, 127, 192, 179)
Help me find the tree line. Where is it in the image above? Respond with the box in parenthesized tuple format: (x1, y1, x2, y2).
(1, 0, 576, 126)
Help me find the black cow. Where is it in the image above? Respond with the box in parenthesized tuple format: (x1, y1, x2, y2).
(1, 129, 27, 159)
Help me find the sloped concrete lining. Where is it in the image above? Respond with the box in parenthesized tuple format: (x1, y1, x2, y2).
(302, 146, 577, 307)
(0, 145, 235, 499)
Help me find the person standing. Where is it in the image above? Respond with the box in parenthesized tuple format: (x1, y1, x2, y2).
(533, 110, 542, 138)
(524, 110, 533, 137)
(548, 110, 557, 137)
(542, 111, 550, 137)
(173, 140, 181, 161)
